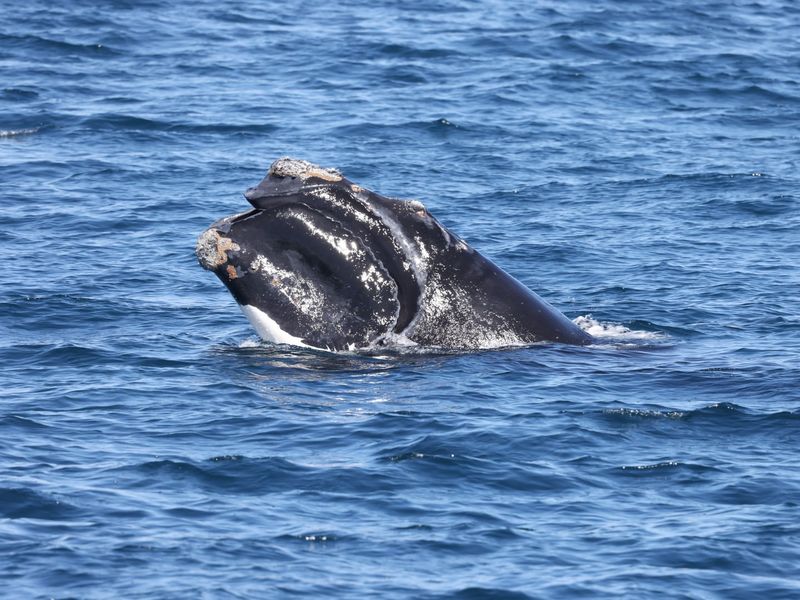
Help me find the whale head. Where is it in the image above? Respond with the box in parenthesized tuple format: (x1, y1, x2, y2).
(198, 157, 594, 351)
(197, 157, 448, 351)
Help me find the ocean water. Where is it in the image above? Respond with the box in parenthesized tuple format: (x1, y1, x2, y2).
(2, 0, 799, 597)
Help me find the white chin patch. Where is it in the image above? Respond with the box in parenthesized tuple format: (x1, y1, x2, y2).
(239, 304, 308, 348)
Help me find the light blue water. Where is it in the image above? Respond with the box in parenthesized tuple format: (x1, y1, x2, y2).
(2, 1, 799, 597)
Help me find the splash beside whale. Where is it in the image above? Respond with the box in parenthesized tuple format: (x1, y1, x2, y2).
(196, 158, 593, 351)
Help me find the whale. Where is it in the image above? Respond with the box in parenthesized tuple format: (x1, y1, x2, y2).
(196, 158, 593, 351)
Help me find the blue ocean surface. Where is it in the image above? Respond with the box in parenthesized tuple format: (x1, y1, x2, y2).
(2, 0, 799, 597)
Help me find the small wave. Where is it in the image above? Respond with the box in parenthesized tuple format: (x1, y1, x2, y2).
(0, 33, 119, 57)
(113, 456, 395, 495)
(331, 118, 469, 139)
(0, 487, 79, 520)
(277, 532, 342, 543)
(436, 586, 536, 600)
(368, 41, 465, 60)
(573, 315, 664, 341)
(620, 461, 677, 471)
(603, 407, 687, 420)
(602, 403, 745, 423)
(0, 415, 51, 430)
(2, 87, 39, 100)
(0, 127, 39, 138)
(79, 113, 279, 134)
(602, 403, 800, 431)
(616, 461, 720, 475)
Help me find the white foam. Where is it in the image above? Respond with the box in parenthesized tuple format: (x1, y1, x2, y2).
(238, 338, 263, 349)
(0, 127, 39, 138)
(239, 304, 309, 348)
(377, 331, 419, 349)
(573, 315, 663, 340)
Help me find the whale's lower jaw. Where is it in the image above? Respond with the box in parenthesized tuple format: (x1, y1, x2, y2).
(239, 304, 309, 348)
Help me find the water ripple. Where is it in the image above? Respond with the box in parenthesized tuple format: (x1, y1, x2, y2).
(2, 0, 799, 597)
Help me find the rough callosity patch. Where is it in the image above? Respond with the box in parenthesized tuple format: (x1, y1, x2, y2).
(195, 228, 240, 271)
(268, 157, 342, 182)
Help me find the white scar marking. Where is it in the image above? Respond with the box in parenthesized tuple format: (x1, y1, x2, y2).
(285, 208, 360, 259)
(249, 255, 325, 318)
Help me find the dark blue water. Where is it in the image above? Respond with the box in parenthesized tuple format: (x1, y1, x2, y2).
(2, 1, 799, 597)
